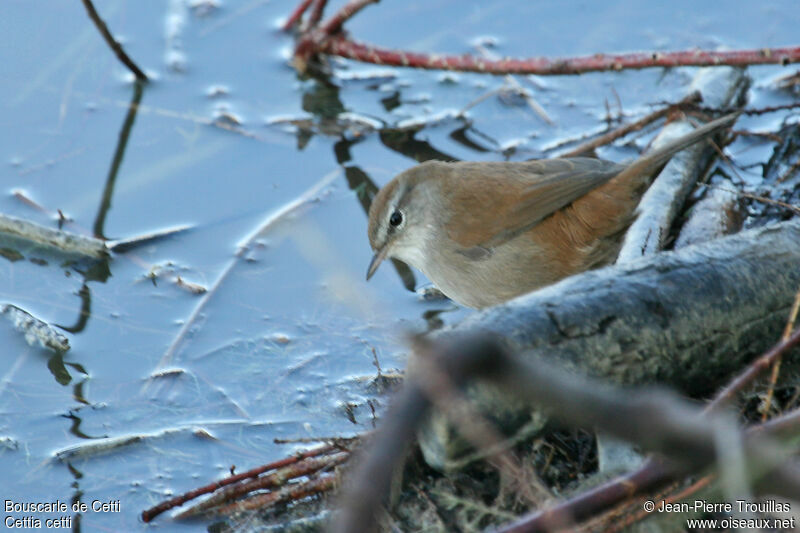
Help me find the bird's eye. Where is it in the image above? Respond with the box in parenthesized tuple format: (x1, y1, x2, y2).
(389, 210, 403, 227)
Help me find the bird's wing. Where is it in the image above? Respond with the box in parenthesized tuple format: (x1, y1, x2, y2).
(443, 158, 624, 250)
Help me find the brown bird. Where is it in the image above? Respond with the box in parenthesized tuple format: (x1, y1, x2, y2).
(367, 113, 737, 308)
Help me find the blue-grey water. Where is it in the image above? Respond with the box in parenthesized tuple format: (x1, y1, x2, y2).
(0, 0, 797, 530)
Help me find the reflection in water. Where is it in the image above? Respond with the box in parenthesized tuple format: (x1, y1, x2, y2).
(380, 91, 401, 112)
(298, 71, 487, 303)
(47, 353, 72, 385)
(379, 127, 457, 163)
(71, 374, 91, 405)
(66, 462, 84, 533)
(299, 72, 422, 292)
(61, 80, 145, 341)
(449, 123, 496, 153)
(93, 80, 145, 240)
(339, 159, 416, 292)
(61, 411, 103, 440)
(57, 284, 92, 334)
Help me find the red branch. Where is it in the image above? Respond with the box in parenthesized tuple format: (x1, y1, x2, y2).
(282, 0, 315, 30)
(318, 0, 377, 36)
(175, 452, 349, 519)
(216, 474, 337, 515)
(325, 37, 800, 75)
(284, 0, 800, 75)
(307, 0, 328, 29)
(141, 444, 335, 522)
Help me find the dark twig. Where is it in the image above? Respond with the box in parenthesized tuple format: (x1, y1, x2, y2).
(93, 80, 144, 239)
(700, 101, 800, 116)
(80, 0, 148, 81)
(559, 91, 702, 158)
(709, 187, 800, 216)
(776, 158, 800, 183)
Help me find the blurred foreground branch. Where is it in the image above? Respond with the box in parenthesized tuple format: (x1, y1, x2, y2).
(332, 330, 800, 533)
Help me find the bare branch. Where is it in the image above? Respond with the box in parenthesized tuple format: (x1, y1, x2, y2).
(80, 0, 148, 81)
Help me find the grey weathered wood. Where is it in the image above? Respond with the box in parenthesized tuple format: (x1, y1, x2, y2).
(0, 213, 108, 259)
(674, 178, 743, 249)
(602, 68, 748, 474)
(417, 219, 800, 471)
(617, 66, 748, 263)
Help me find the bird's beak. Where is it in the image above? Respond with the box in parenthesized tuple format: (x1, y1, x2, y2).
(366, 245, 388, 281)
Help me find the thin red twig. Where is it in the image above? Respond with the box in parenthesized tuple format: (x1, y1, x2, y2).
(293, 0, 378, 71)
(307, 0, 329, 29)
(285, 0, 800, 76)
(216, 473, 337, 515)
(141, 444, 335, 522)
(325, 37, 800, 75)
(761, 288, 800, 419)
(282, 0, 315, 30)
(707, 326, 800, 412)
(175, 452, 349, 519)
(318, 0, 376, 35)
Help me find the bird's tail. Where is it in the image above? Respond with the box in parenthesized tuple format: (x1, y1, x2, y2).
(613, 111, 739, 185)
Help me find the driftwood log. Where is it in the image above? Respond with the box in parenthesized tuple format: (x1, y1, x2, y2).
(416, 219, 800, 470)
(617, 66, 746, 262)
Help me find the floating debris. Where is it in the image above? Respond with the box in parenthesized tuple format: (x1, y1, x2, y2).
(395, 109, 460, 131)
(1, 304, 70, 353)
(212, 105, 245, 127)
(53, 426, 205, 461)
(0, 248, 23, 262)
(176, 276, 207, 295)
(416, 286, 448, 302)
(55, 434, 143, 461)
(189, 0, 221, 17)
(205, 84, 230, 98)
(107, 224, 191, 253)
(335, 69, 397, 84)
(0, 213, 108, 259)
(0, 436, 19, 451)
(438, 72, 460, 85)
(774, 69, 800, 93)
(269, 333, 291, 345)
